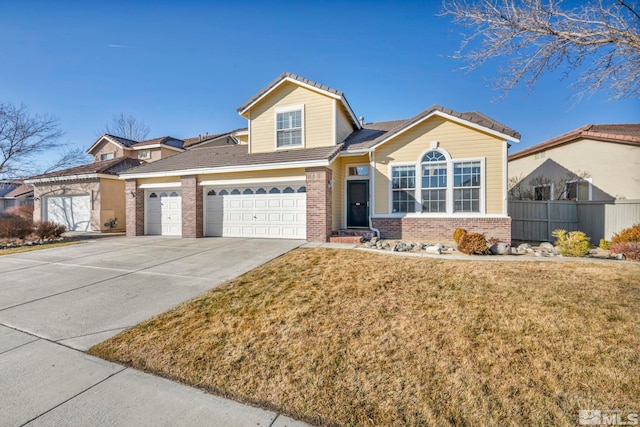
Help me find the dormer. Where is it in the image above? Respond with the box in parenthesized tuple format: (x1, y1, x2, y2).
(87, 134, 184, 163)
(237, 72, 361, 154)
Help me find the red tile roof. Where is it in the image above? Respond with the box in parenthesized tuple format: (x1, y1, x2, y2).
(508, 124, 640, 161)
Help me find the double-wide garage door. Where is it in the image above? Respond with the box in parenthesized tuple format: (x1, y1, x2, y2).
(204, 184, 306, 239)
(44, 195, 90, 232)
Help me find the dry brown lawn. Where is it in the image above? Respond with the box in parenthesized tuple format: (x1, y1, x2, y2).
(90, 248, 640, 426)
(0, 240, 82, 256)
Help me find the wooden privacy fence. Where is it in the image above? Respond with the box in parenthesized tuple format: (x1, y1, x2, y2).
(508, 200, 640, 243)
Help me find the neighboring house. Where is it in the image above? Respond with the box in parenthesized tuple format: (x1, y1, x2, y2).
(120, 72, 520, 243)
(508, 124, 640, 201)
(25, 132, 230, 232)
(0, 181, 34, 212)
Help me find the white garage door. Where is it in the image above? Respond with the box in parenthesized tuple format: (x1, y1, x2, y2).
(45, 195, 91, 232)
(145, 190, 182, 236)
(204, 184, 306, 239)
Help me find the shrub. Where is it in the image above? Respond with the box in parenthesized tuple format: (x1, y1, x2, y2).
(457, 232, 489, 255)
(453, 228, 468, 245)
(599, 239, 611, 250)
(34, 221, 67, 240)
(610, 242, 640, 261)
(551, 229, 591, 257)
(0, 213, 33, 239)
(611, 224, 640, 244)
(5, 205, 34, 221)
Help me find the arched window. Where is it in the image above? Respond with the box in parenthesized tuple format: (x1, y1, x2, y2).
(243, 188, 253, 194)
(169, 191, 179, 197)
(421, 151, 447, 213)
(297, 186, 306, 193)
(207, 189, 216, 196)
(149, 192, 158, 198)
(256, 188, 266, 194)
(269, 187, 281, 194)
(219, 189, 229, 195)
(283, 187, 294, 193)
(159, 192, 168, 197)
(231, 189, 241, 195)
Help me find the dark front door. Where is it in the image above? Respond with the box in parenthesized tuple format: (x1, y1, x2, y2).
(347, 180, 369, 228)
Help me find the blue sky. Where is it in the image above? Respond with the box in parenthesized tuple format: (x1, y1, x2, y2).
(2, 0, 638, 169)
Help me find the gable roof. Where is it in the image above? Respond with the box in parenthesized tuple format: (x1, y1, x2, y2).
(86, 134, 185, 154)
(237, 72, 361, 129)
(342, 104, 520, 151)
(508, 123, 640, 161)
(26, 157, 144, 183)
(120, 144, 342, 178)
(182, 128, 248, 149)
(4, 182, 33, 198)
(132, 136, 184, 149)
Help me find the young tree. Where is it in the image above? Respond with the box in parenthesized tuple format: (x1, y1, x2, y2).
(0, 102, 87, 179)
(441, 0, 640, 100)
(101, 113, 150, 141)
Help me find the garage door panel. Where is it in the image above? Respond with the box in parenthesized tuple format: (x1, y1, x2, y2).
(204, 189, 305, 239)
(45, 195, 91, 232)
(145, 190, 181, 236)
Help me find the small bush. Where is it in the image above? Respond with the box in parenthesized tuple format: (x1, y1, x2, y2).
(0, 214, 33, 239)
(552, 229, 591, 257)
(610, 242, 640, 261)
(5, 205, 34, 221)
(457, 232, 489, 255)
(34, 221, 67, 240)
(599, 239, 611, 250)
(611, 224, 640, 244)
(453, 228, 468, 245)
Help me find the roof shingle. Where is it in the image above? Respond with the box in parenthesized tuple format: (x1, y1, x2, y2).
(28, 157, 144, 181)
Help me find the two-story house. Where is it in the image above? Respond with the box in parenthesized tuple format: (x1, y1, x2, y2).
(120, 72, 520, 243)
(26, 130, 244, 232)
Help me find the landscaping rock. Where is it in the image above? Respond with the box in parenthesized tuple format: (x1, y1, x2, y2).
(425, 245, 441, 255)
(370, 237, 378, 245)
(489, 242, 510, 255)
(381, 242, 390, 250)
(539, 242, 555, 251)
(364, 242, 373, 248)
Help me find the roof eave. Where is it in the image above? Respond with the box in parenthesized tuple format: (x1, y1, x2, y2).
(25, 173, 120, 184)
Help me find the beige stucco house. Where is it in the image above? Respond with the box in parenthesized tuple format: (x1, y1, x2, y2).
(121, 72, 520, 243)
(508, 124, 640, 201)
(26, 131, 245, 232)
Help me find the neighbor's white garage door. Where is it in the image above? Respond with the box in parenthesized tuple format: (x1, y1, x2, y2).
(145, 190, 182, 236)
(45, 195, 91, 232)
(204, 184, 306, 239)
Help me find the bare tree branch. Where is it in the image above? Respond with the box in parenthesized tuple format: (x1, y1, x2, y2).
(441, 0, 640, 100)
(101, 113, 150, 141)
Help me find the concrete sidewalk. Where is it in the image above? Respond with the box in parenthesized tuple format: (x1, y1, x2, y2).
(0, 237, 310, 426)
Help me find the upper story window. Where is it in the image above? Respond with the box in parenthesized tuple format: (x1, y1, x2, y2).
(275, 105, 304, 148)
(100, 152, 115, 161)
(138, 150, 150, 159)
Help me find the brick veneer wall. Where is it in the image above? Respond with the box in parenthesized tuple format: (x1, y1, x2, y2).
(181, 175, 202, 238)
(125, 179, 144, 236)
(372, 216, 512, 244)
(306, 167, 332, 242)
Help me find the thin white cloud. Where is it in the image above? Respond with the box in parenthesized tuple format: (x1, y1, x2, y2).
(108, 44, 133, 48)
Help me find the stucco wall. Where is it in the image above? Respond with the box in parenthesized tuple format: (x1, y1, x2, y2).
(509, 138, 640, 200)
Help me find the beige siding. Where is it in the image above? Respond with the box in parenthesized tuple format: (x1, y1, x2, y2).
(509, 138, 640, 200)
(248, 82, 335, 153)
(91, 140, 125, 162)
(98, 178, 126, 231)
(235, 134, 249, 145)
(373, 117, 506, 215)
(336, 104, 355, 143)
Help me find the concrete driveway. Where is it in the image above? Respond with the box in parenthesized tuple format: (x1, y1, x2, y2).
(0, 236, 308, 426)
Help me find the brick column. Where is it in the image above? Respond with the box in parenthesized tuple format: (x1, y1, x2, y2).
(125, 179, 144, 236)
(181, 175, 203, 238)
(305, 167, 332, 242)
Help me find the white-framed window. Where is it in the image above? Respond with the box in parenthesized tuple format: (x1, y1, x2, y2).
(563, 180, 591, 201)
(100, 152, 115, 161)
(388, 148, 485, 215)
(534, 184, 553, 201)
(421, 151, 447, 212)
(348, 165, 369, 177)
(138, 150, 150, 159)
(275, 105, 304, 148)
(391, 165, 416, 213)
(453, 160, 481, 212)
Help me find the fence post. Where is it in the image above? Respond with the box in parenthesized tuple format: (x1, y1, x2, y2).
(547, 201, 552, 241)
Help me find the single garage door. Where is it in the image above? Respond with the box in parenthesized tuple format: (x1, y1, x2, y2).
(45, 195, 91, 232)
(204, 184, 306, 239)
(145, 190, 182, 236)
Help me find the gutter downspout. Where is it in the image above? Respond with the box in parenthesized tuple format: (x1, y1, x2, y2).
(368, 150, 380, 239)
